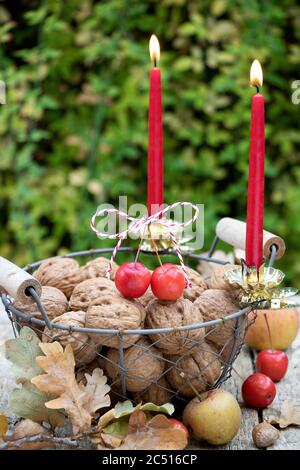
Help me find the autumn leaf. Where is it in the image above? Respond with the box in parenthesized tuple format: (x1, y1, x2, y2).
(5, 327, 64, 428)
(3, 419, 54, 450)
(115, 411, 187, 450)
(99, 400, 174, 432)
(80, 369, 111, 418)
(0, 415, 8, 438)
(267, 400, 300, 429)
(31, 342, 110, 434)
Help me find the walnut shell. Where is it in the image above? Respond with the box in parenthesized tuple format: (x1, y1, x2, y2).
(69, 277, 117, 311)
(132, 377, 173, 405)
(82, 256, 118, 280)
(145, 298, 205, 354)
(85, 294, 146, 349)
(207, 263, 240, 297)
(252, 422, 279, 448)
(194, 289, 244, 361)
(13, 286, 68, 323)
(105, 338, 165, 392)
(139, 289, 156, 308)
(166, 343, 221, 397)
(183, 266, 207, 302)
(33, 258, 83, 298)
(43, 311, 97, 366)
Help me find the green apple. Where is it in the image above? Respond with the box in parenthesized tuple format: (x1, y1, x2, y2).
(183, 389, 241, 445)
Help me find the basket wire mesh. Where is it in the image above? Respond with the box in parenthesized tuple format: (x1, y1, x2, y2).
(1, 240, 276, 404)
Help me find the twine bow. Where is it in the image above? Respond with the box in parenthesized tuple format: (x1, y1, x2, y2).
(90, 201, 199, 288)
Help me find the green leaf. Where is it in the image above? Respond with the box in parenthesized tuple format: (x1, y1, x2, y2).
(5, 327, 64, 428)
(5, 327, 43, 383)
(140, 402, 175, 416)
(99, 400, 174, 432)
(114, 400, 135, 418)
(10, 384, 64, 428)
(102, 416, 129, 439)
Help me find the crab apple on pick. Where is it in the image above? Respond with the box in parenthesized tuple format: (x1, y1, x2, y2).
(115, 262, 151, 298)
(151, 263, 186, 301)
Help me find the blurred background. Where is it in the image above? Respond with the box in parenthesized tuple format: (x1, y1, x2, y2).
(0, 0, 300, 282)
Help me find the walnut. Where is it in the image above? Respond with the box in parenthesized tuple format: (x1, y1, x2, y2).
(207, 263, 240, 298)
(139, 289, 156, 308)
(183, 266, 207, 302)
(252, 422, 279, 448)
(105, 338, 165, 392)
(166, 342, 221, 397)
(13, 286, 68, 324)
(145, 298, 205, 355)
(69, 277, 117, 311)
(132, 377, 173, 405)
(43, 311, 98, 366)
(194, 289, 242, 358)
(85, 294, 146, 349)
(82, 256, 118, 280)
(33, 258, 83, 298)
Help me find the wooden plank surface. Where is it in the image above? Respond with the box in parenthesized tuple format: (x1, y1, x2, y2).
(189, 329, 300, 450)
(262, 333, 300, 450)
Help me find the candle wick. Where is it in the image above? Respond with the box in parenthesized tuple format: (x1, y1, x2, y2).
(255, 85, 260, 94)
(153, 58, 157, 68)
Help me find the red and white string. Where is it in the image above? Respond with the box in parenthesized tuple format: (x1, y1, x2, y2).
(90, 202, 199, 287)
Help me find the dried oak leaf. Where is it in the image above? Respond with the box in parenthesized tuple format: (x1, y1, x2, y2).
(117, 411, 188, 450)
(267, 400, 300, 429)
(31, 342, 110, 434)
(79, 368, 111, 418)
(3, 419, 54, 450)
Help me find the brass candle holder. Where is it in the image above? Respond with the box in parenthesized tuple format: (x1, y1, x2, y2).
(224, 263, 298, 309)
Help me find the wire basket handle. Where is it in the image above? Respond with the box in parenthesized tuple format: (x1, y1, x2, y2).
(0, 256, 42, 305)
(215, 217, 285, 260)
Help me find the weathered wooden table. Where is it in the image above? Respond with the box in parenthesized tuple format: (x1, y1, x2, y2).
(189, 329, 300, 450)
(1, 304, 299, 450)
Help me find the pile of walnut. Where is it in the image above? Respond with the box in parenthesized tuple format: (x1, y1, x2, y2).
(14, 256, 242, 405)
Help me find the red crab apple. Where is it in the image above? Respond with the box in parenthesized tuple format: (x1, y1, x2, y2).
(242, 373, 276, 409)
(256, 349, 288, 382)
(168, 419, 189, 440)
(115, 262, 151, 298)
(151, 263, 185, 301)
(183, 389, 241, 445)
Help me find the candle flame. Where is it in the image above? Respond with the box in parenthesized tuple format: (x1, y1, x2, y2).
(149, 34, 160, 63)
(250, 59, 263, 88)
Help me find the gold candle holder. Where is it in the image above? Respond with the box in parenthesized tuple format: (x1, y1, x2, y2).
(224, 264, 298, 309)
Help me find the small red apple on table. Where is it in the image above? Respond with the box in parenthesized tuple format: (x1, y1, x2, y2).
(242, 373, 276, 409)
(256, 349, 288, 382)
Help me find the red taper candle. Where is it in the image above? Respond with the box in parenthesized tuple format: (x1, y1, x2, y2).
(147, 35, 164, 216)
(245, 60, 265, 269)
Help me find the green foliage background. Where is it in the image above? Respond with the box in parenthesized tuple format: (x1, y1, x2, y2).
(0, 0, 300, 282)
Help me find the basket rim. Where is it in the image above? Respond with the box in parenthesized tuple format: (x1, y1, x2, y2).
(1, 247, 254, 335)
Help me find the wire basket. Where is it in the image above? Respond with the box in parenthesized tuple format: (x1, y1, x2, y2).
(1, 241, 262, 405)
